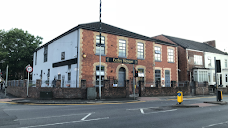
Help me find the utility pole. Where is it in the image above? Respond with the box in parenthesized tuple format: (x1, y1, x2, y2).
(98, 0, 102, 99)
(5, 65, 8, 97)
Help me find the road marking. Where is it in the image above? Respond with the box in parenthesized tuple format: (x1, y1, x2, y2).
(19, 117, 109, 128)
(140, 109, 144, 114)
(14, 112, 95, 121)
(127, 107, 158, 110)
(202, 121, 228, 128)
(142, 109, 177, 114)
(81, 113, 92, 120)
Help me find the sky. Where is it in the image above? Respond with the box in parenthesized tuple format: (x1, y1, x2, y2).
(1, 0, 228, 52)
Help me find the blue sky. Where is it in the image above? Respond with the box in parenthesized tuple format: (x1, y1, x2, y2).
(1, 0, 228, 52)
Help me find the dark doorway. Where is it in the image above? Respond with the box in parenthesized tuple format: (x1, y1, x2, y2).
(220, 74, 222, 85)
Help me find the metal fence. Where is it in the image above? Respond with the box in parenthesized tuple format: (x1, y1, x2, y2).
(7, 80, 36, 87)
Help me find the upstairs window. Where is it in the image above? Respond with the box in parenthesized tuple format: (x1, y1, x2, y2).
(225, 59, 227, 68)
(168, 49, 174, 62)
(44, 46, 48, 62)
(194, 55, 202, 65)
(155, 46, 161, 61)
(119, 40, 126, 57)
(61, 52, 65, 60)
(96, 35, 105, 55)
(208, 58, 211, 66)
(137, 43, 144, 59)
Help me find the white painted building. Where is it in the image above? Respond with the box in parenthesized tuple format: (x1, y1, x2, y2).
(204, 52, 228, 86)
(32, 30, 80, 87)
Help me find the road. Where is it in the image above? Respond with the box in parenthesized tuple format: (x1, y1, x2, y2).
(0, 96, 228, 128)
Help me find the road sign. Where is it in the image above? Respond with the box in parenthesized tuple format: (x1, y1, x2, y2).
(26, 66, 33, 73)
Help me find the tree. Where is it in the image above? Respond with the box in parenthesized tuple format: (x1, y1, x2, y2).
(0, 28, 43, 80)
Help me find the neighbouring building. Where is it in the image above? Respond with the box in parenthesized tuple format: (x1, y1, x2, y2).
(153, 35, 228, 87)
(33, 22, 179, 98)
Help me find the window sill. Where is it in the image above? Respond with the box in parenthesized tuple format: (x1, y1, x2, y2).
(118, 56, 127, 58)
(137, 58, 144, 60)
(95, 53, 106, 56)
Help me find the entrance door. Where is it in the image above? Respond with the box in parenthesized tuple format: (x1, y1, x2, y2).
(220, 74, 222, 85)
(118, 67, 126, 87)
(155, 70, 161, 87)
(165, 70, 170, 87)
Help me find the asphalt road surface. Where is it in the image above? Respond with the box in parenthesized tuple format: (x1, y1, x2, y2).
(0, 96, 228, 128)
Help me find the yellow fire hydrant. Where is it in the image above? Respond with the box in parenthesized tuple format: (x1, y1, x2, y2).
(177, 91, 183, 104)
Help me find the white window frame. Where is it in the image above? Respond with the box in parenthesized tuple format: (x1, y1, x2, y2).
(95, 65, 105, 87)
(194, 55, 202, 65)
(155, 46, 161, 61)
(96, 35, 105, 55)
(119, 40, 126, 57)
(208, 58, 211, 67)
(225, 59, 227, 68)
(137, 43, 144, 59)
(208, 73, 211, 82)
(168, 49, 174, 62)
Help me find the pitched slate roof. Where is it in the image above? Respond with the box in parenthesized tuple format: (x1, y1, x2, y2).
(36, 22, 177, 51)
(163, 35, 227, 55)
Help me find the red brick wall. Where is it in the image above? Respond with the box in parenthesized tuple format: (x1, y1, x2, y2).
(187, 50, 204, 81)
(178, 46, 188, 81)
(80, 30, 178, 89)
(153, 35, 205, 82)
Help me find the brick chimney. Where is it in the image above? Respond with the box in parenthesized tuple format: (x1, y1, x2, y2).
(204, 40, 216, 48)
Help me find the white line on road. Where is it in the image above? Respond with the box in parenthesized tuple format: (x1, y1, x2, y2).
(19, 117, 109, 128)
(81, 113, 92, 120)
(140, 109, 144, 114)
(202, 121, 228, 128)
(14, 112, 95, 121)
(143, 109, 177, 114)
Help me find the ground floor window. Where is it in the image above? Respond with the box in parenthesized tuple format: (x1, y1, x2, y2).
(213, 73, 215, 82)
(138, 68, 144, 81)
(208, 73, 211, 82)
(96, 65, 104, 86)
(194, 70, 208, 82)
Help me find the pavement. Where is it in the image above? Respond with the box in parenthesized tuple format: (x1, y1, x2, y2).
(0, 89, 227, 107)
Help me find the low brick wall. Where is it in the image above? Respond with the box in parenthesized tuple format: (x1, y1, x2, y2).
(102, 87, 127, 98)
(6, 86, 86, 99)
(217, 87, 228, 94)
(195, 82, 209, 95)
(142, 86, 190, 96)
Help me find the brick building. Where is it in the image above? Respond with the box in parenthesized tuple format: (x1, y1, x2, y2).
(33, 22, 178, 98)
(153, 35, 228, 86)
